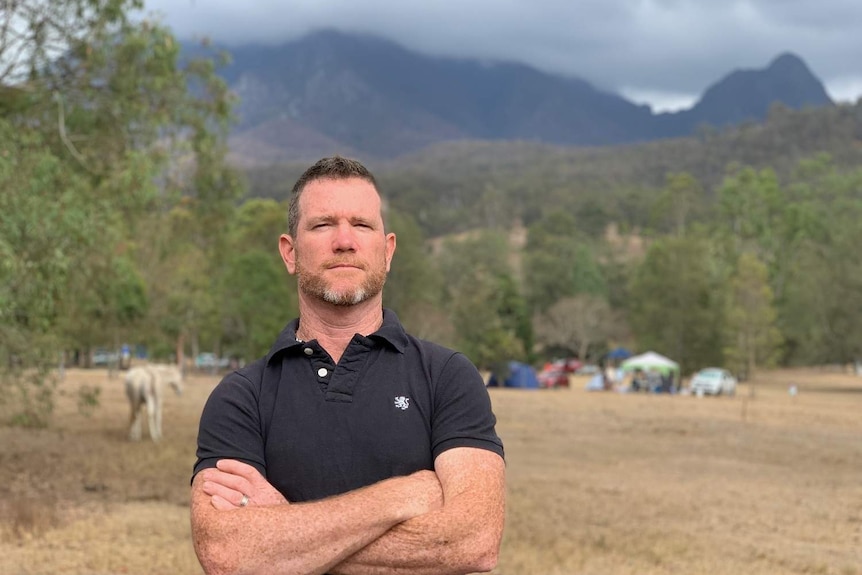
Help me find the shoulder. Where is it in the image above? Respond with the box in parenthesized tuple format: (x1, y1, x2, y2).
(406, 335, 478, 372)
(205, 357, 268, 403)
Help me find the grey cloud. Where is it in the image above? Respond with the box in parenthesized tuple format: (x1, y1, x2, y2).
(143, 0, 862, 106)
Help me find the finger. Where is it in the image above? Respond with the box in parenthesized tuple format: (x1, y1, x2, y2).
(216, 459, 259, 478)
(210, 494, 237, 511)
(202, 469, 249, 494)
(202, 480, 243, 502)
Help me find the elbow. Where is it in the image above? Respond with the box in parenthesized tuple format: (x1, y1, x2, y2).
(195, 539, 243, 575)
(459, 531, 502, 574)
(470, 542, 500, 573)
(470, 550, 499, 573)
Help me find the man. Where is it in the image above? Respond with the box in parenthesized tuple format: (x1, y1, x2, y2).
(190, 156, 506, 575)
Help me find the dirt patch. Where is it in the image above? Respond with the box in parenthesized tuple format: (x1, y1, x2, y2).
(1, 367, 860, 574)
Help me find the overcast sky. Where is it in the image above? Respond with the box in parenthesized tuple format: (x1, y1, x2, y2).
(142, 0, 862, 112)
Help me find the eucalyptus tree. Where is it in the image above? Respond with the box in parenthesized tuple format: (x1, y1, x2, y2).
(649, 172, 705, 237)
(523, 211, 607, 314)
(715, 166, 785, 277)
(628, 235, 725, 374)
(437, 230, 531, 367)
(0, 0, 240, 424)
(383, 209, 446, 339)
(216, 198, 297, 362)
(780, 164, 862, 366)
(723, 252, 782, 380)
(0, 122, 96, 424)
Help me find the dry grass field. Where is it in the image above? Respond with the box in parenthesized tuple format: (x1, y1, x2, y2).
(1, 366, 860, 575)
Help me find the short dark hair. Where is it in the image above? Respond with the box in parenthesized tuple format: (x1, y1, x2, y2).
(287, 156, 380, 237)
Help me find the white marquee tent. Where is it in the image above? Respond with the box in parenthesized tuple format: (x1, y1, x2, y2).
(620, 351, 680, 375)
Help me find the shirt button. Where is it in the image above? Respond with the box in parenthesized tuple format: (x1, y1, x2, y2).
(303, 347, 313, 356)
(317, 367, 328, 377)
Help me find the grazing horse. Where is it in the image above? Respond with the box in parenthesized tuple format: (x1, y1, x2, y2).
(124, 364, 183, 442)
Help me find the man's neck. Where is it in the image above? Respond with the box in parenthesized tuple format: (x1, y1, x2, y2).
(296, 297, 384, 362)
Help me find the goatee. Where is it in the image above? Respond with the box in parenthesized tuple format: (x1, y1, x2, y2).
(295, 258, 387, 306)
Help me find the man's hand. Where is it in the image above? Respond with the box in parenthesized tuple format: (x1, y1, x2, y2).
(199, 459, 289, 510)
(192, 464, 448, 575)
(393, 470, 444, 518)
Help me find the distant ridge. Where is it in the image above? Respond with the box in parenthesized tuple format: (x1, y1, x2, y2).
(191, 31, 834, 165)
(654, 52, 833, 137)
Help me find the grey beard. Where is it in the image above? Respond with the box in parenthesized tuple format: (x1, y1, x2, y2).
(322, 287, 369, 306)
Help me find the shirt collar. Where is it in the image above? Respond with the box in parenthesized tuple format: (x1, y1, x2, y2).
(265, 308, 408, 365)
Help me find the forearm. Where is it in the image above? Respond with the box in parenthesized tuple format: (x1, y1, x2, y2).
(332, 452, 506, 575)
(333, 499, 502, 575)
(192, 473, 433, 575)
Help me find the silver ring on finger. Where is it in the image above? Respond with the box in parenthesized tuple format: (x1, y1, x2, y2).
(240, 494, 249, 507)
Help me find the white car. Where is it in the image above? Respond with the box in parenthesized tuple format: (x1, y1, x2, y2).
(689, 368, 737, 396)
(195, 352, 230, 370)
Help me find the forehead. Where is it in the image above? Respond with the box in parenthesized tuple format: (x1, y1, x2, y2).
(299, 177, 382, 218)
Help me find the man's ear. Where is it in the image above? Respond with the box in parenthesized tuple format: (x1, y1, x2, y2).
(385, 232, 396, 272)
(279, 234, 297, 275)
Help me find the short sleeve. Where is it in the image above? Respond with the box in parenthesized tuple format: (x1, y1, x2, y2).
(430, 352, 504, 461)
(192, 371, 267, 482)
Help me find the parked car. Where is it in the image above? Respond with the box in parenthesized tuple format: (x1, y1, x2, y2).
(547, 358, 582, 373)
(92, 348, 119, 367)
(574, 364, 600, 375)
(537, 367, 570, 389)
(195, 352, 230, 370)
(689, 368, 737, 396)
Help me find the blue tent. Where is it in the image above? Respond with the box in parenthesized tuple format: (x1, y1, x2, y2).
(606, 347, 633, 360)
(487, 361, 540, 389)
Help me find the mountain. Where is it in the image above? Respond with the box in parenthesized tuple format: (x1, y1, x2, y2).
(653, 52, 834, 137)
(196, 31, 833, 166)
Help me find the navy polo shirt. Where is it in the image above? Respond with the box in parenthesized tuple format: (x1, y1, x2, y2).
(193, 309, 504, 502)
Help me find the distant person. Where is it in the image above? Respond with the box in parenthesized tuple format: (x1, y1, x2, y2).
(659, 371, 673, 393)
(120, 344, 131, 370)
(189, 156, 506, 575)
(646, 368, 662, 392)
(631, 368, 646, 392)
(604, 364, 617, 390)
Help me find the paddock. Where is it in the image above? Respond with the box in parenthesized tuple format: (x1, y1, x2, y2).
(0, 368, 860, 574)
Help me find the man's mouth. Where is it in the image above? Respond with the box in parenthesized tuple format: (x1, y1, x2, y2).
(327, 262, 363, 270)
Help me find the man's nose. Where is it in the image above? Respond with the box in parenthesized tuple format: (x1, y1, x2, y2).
(332, 222, 357, 251)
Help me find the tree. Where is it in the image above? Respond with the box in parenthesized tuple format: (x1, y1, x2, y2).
(214, 198, 297, 361)
(0, 0, 240, 424)
(716, 167, 784, 271)
(533, 295, 618, 362)
(628, 236, 724, 374)
(780, 189, 862, 366)
(723, 253, 782, 380)
(523, 214, 607, 314)
(383, 209, 445, 337)
(219, 250, 296, 362)
(649, 172, 704, 237)
(0, 124, 89, 424)
(437, 230, 531, 367)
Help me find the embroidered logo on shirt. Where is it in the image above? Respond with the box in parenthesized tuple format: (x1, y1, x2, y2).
(394, 396, 410, 410)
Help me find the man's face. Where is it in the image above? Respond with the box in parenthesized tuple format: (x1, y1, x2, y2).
(281, 177, 396, 306)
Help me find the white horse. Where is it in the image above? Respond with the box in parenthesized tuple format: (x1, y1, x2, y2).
(124, 364, 183, 442)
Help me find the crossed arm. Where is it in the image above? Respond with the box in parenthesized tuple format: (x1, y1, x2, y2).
(190, 447, 506, 575)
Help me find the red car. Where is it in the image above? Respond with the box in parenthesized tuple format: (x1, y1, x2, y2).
(550, 358, 583, 373)
(537, 367, 570, 389)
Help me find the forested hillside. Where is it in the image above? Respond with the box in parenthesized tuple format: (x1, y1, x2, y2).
(246, 101, 862, 378)
(247, 101, 862, 238)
